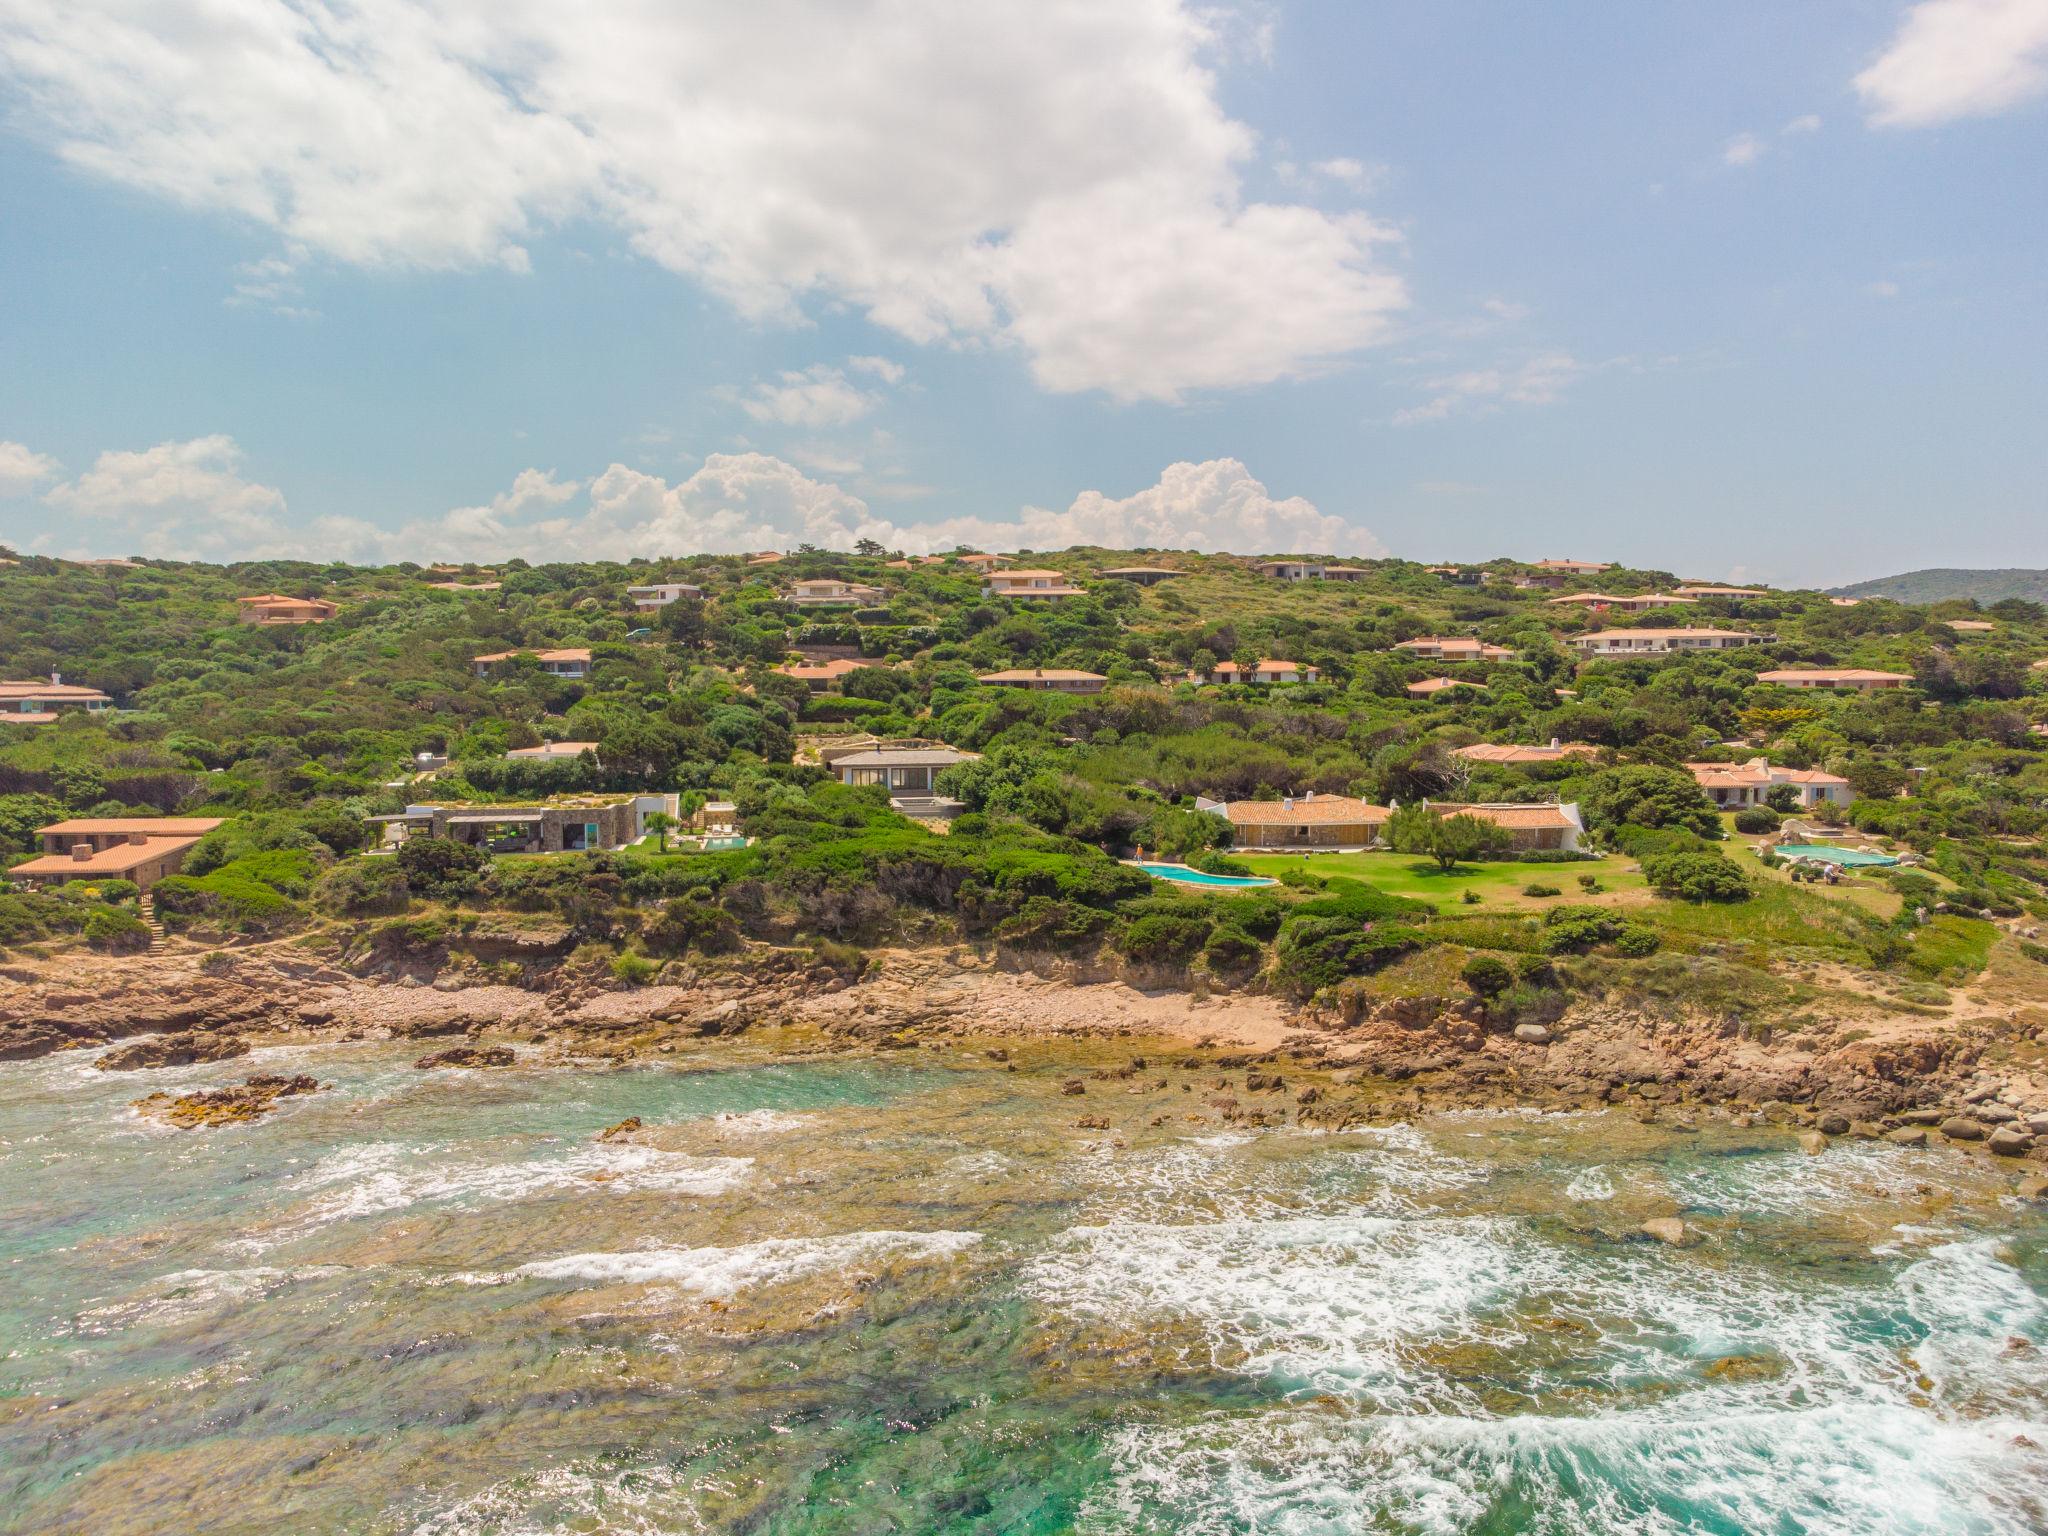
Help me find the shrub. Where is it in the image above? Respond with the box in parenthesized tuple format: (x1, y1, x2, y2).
(1521, 883, 1561, 898)
(1516, 953, 1559, 987)
(1117, 911, 1214, 966)
(1539, 905, 1659, 957)
(1611, 924, 1661, 957)
(1462, 889, 1483, 904)
(1460, 954, 1514, 997)
(1576, 874, 1600, 892)
(314, 858, 411, 917)
(610, 949, 659, 985)
(642, 893, 741, 956)
(1274, 915, 1429, 997)
(1733, 806, 1782, 834)
(396, 836, 488, 901)
(1201, 923, 1262, 972)
(1642, 851, 1752, 903)
(1581, 765, 1720, 838)
(83, 907, 151, 953)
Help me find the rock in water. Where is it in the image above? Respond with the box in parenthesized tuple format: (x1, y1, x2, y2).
(1885, 1127, 1930, 1147)
(1940, 1117, 1988, 1142)
(2017, 1175, 2048, 1201)
(1797, 1131, 1827, 1156)
(94, 1032, 250, 1071)
(1987, 1127, 2033, 1158)
(1817, 1113, 1851, 1136)
(596, 1117, 642, 1141)
(133, 1074, 323, 1129)
(414, 1045, 516, 1069)
(1641, 1217, 1687, 1245)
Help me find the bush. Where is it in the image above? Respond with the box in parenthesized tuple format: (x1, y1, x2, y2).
(83, 907, 151, 953)
(396, 836, 488, 901)
(1117, 911, 1214, 966)
(1539, 904, 1660, 956)
(1521, 883, 1561, 898)
(1201, 923, 1262, 972)
(1612, 925, 1661, 957)
(1642, 851, 1752, 903)
(1733, 806, 1782, 834)
(610, 949, 659, 985)
(1460, 954, 1514, 997)
(314, 858, 411, 917)
(1581, 765, 1720, 838)
(1274, 915, 1429, 997)
(642, 893, 742, 956)
(1576, 874, 1601, 892)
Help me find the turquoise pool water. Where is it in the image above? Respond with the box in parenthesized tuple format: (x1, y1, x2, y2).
(1774, 843, 1901, 868)
(1136, 863, 1278, 888)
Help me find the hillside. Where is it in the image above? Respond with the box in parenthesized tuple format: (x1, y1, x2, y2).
(1832, 568, 2048, 605)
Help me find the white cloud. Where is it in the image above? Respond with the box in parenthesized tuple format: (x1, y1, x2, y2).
(1856, 0, 2048, 127)
(0, 439, 60, 497)
(37, 435, 320, 558)
(1393, 351, 1586, 426)
(732, 364, 886, 429)
(1722, 132, 1767, 166)
(0, 0, 1407, 401)
(1866, 278, 1903, 298)
(846, 356, 906, 384)
(1783, 113, 1824, 134)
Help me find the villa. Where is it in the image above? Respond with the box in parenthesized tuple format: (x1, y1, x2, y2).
(977, 668, 1108, 694)
(1754, 668, 1911, 691)
(1425, 801, 1586, 852)
(627, 582, 703, 610)
(1407, 677, 1481, 697)
(1453, 741, 1600, 764)
(1099, 567, 1181, 585)
(1320, 566, 1374, 581)
(1686, 757, 1853, 809)
(8, 816, 226, 892)
(1549, 593, 1697, 614)
(983, 569, 1086, 600)
(367, 793, 678, 854)
(0, 673, 114, 723)
(1533, 559, 1611, 575)
(237, 593, 337, 625)
(1673, 584, 1769, 600)
(1199, 792, 1390, 850)
(829, 745, 978, 816)
(505, 741, 599, 762)
(1392, 637, 1517, 662)
(472, 647, 592, 680)
(957, 553, 1007, 571)
(788, 578, 886, 608)
(1569, 627, 1760, 657)
(1946, 619, 1995, 633)
(775, 657, 882, 691)
(1425, 565, 1483, 584)
(1255, 560, 1325, 581)
(428, 580, 501, 592)
(1207, 659, 1319, 685)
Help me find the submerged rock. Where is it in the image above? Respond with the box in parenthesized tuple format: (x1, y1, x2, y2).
(596, 1116, 642, 1141)
(1886, 1127, 1930, 1147)
(414, 1045, 516, 1069)
(133, 1074, 322, 1129)
(94, 1031, 251, 1071)
(1641, 1217, 1688, 1246)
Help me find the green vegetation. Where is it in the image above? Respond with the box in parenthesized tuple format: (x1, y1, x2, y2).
(0, 548, 2040, 1011)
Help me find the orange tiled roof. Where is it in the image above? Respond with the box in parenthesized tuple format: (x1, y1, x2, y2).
(1431, 802, 1577, 829)
(1755, 668, 1910, 684)
(39, 817, 226, 835)
(1222, 795, 1390, 827)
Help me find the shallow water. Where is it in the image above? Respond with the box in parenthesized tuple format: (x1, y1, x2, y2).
(1, 1036, 2044, 1534)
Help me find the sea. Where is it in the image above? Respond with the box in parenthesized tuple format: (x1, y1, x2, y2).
(2, 1032, 2044, 1534)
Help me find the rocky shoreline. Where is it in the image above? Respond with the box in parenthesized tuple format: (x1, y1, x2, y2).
(4, 943, 2046, 1172)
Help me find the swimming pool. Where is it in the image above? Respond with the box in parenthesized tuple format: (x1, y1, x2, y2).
(1137, 862, 1278, 888)
(1771, 843, 1900, 868)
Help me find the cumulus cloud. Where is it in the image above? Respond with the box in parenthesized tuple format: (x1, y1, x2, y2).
(1393, 351, 1586, 426)
(731, 362, 890, 429)
(1722, 132, 1767, 166)
(0, 439, 60, 497)
(37, 435, 315, 558)
(1856, 0, 2048, 126)
(0, 0, 1407, 401)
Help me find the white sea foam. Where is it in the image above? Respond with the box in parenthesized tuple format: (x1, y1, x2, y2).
(1667, 1137, 1948, 1220)
(1564, 1166, 1615, 1202)
(478, 1229, 983, 1296)
(247, 1140, 752, 1247)
(71, 1264, 347, 1333)
(1081, 1397, 2048, 1536)
(410, 1459, 705, 1536)
(704, 1108, 815, 1136)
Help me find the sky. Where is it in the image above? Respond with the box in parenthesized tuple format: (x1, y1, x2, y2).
(0, 0, 2044, 586)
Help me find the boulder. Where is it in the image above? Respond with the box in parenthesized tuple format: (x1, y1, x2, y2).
(414, 1044, 516, 1069)
(94, 1031, 250, 1071)
(1060, 1079, 1086, 1096)
(1513, 1024, 1554, 1044)
(1976, 1105, 2019, 1125)
(2026, 1113, 2048, 1137)
(1885, 1127, 1929, 1148)
(596, 1117, 642, 1141)
(1940, 1117, 1988, 1142)
(1641, 1217, 1688, 1246)
(132, 1073, 322, 1129)
(1899, 1109, 1944, 1126)
(1848, 1121, 1885, 1140)
(2016, 1175, 2048, 1202)
(1797, 1131, 1827, 1156)
(1987, 1128, 2033, 1158)
(1816, 1113, 1851, 1137)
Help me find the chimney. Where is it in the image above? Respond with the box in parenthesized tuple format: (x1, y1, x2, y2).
(128, 831, 148, 846)
(50, 669, 60, 685)
(71, 842, 92, 862)
(1550, 737, 1560, 749)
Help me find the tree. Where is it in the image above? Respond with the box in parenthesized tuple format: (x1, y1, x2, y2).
(395, 836, 488, 900)
(1579, 765, 1720, 838)
(854, 537, 886, 558)
(1460, 954, 1514, 998)
(1642, 851, 1752, 902)
(1387, 803, 1511, 872)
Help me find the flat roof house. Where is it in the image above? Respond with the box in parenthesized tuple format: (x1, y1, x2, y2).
(957, 553, 1007, 570)
(1099, 566, 1181, 585)
(1207, 659, 1319, 685)
(367, 794, 677, 854)
(1673, 585, 1769, 600)
(473, 647, 592, 680)
(8, 816, 226, 892)
(1425, 565, 1483, 585)
(774, 657, 882, 691)
(505, 741, 599, 761)
(237, 593, 337, 625)
(0, 674, 114, 723)
(1393, 637, 1518, 662)
(1199, 792, 1390, 850)
(1754, 668, 1911, 691)
(1569, 627, 1760, 657)
(1533, 559, 1612, 575)
(1255, 560, 1325, 581)
(829, 746, 978, 816)
(977, 668, 1108, 694)
(1453, 741, 1600, 764)
(1685, 757, 1852, 809)
(627, 582, 703, 610)
(984, 569, 1086, 600)
(788, 578, 886, 608)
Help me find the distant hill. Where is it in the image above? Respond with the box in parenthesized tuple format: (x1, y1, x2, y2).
(1830, 568, 2048, 605)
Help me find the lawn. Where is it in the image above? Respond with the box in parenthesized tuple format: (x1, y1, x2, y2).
(1234, 849, 1644, 908)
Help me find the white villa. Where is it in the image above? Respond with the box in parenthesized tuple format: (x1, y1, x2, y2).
(627, 582, 703, 610)
(1393, 637, 1517, 662)
(1754, 668, 1912, 692)
(472, 647, 592, 680)
(1207, 659, 1320, 685)
(983, 569, 1086, 600)
(1687, 757, 1853, 809)
(788, 579, 886, 608)
(1569, 627, 1761, 657)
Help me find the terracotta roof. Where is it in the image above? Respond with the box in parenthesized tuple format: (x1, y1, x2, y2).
(1755, 668, 1911, 684)
(506, 741, 599, 758)
(1572, 627, 1756, 642)
(1546, 592, 1613, 605)
(1945, 620, 1995, 631)
(977, 669, 1108, 683)
(38, 817, 226, 835)
(1673, 585, 1769, 597)
(1408, 677, 1480, 694)
(1212, 659, 1310, 676)
(0, 680, 112, 702)
(427, 580, 501, 591)
(1430, 802, 1578, 830)
(1099, 566, 1181, 577)
(1222, 795, 1390, 827)
(832, 747, 976, 768)
(1453, 743, 1599, 763)
(1534, 559, 1610, 571)
(1685, 758, 1850, 789)
(0, 711, 59, 724)
(775, 658, 875, 680)
(985, 569, 1074, 581)
(11, 837, 206, 877)
(473, 648, 592, 664)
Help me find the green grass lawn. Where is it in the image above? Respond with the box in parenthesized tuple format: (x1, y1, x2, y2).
(1234, 849, 1645, 907)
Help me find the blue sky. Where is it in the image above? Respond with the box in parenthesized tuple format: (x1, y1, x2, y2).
(0, 0, 2043, 585)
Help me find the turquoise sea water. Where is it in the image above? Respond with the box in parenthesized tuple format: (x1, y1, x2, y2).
(1, 1035, 2044, 1534)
